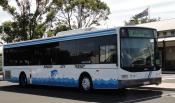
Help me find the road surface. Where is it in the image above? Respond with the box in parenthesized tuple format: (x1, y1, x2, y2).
(0, 74, 175, 103)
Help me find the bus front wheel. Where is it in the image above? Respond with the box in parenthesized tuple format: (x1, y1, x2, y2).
(79, 75, 93, 92)
(19, 73, 27, 87)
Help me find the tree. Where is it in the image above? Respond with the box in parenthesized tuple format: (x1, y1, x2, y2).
(51, 0, 110, 29)
(1, 21, 18, 43)
(125, 16, 160, 25)
(0, 0, 110, 43)
(0, 0, 59, 42)
(47, 23, 69, 37)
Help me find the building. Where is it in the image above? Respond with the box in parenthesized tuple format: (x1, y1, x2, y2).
(137, 19, 175, 71)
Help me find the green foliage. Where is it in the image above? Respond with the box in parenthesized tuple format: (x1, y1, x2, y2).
(51, 0, 110, 29)
(1, 21, 16, 43)
(0, 0, 110, 43)
(47, 30, 55, 37)
(0, 0, 55, 42)
(47, 23, 69, 37)
(125, 16, 160, 25)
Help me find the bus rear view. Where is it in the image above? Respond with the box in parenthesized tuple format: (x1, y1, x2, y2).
(118, 27, 161, 88)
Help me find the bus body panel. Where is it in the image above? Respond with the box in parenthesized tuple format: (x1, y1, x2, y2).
(3, 65, 161, 89)
(3, 64, 119, 89)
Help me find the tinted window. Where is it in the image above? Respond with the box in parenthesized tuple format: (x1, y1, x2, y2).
(100, 45, 116, 63)
(4, 34, 117, 66)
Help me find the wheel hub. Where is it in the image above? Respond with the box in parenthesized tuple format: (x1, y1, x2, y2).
(82, 77, 91, 91)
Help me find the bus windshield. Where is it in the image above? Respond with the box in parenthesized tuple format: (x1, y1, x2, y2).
(120, 27, 157, 72)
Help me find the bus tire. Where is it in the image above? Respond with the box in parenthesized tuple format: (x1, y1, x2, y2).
(79, 74, 93, 92)
(19, 72, 27, 87)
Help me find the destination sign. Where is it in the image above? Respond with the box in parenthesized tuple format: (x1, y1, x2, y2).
(121, 27, 155, 38)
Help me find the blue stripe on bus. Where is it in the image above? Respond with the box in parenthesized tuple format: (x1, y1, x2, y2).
(4, 28, 116, 48)
(9, 77, 19, 83)
(32, 78, 119, 89)
(32, 78, 79, 87)
(9, 77, 118, 89)
(93, 79, 118, 89)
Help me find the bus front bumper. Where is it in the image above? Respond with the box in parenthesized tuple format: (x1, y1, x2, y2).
(118, 78, 162, 89)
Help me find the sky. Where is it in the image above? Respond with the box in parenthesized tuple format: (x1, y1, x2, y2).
(0, 0, 175, 27)
(101, 0, 175, 27)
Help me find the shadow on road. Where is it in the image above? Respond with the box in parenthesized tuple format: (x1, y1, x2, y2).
(0, 84, 163, 103)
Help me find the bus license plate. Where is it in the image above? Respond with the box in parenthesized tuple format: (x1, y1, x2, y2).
(143, 81, 150, 85)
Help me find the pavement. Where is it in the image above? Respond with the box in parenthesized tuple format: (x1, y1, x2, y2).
(142, 74, 175, 91)
(1, 81, 174, 103)
(0, 74, 175, 103)
(143, 83, 175, 91)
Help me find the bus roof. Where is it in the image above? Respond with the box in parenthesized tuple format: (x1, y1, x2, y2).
(4, 26, 156, 49)
(4, 27, 117, 48)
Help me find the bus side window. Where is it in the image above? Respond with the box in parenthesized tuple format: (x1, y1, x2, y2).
(100, 45, 117, 64)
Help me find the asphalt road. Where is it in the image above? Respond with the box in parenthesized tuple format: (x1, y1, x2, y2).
(0, 83, 175, 103)
(0, 74, 175, 103)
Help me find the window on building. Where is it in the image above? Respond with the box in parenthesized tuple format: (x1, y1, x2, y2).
(163, 32, 167, 37)
(157, 32, 160, 37)
(171, 31, 175, 36)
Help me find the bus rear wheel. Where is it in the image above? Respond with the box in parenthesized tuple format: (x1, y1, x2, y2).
(19, 73, 27, 87)
(79, 75, 93, 92)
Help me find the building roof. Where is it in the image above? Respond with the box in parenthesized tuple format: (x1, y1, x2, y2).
(137, 19, 175, 31)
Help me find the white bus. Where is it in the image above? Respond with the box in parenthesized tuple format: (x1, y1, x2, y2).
(2, 26, 161, 91)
